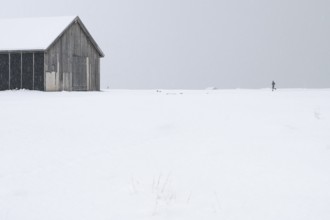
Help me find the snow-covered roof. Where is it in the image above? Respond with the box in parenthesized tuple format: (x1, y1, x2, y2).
(0, 16, 104, 57)
(0, 16, 76, 51)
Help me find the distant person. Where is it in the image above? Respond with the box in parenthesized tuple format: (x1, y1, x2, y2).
(272, 81, 276, 91)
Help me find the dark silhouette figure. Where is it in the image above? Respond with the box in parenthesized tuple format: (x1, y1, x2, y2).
(272, 81, 276, 91)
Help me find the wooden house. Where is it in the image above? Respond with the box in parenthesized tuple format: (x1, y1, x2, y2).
(0, 16, 104, 91)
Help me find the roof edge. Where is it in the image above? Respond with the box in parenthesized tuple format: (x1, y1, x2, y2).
(75, 17, 105, 58)
(46, 16, 105, 57)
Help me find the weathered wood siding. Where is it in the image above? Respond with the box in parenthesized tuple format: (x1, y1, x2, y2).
(44, 22, 101, 91)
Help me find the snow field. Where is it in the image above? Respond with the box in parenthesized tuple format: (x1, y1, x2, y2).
(0, 89, 330, 219)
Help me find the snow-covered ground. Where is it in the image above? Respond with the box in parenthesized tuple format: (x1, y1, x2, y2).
(0, 89, 330, 220)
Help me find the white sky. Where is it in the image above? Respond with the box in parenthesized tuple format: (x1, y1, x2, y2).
(1, 0, 330, 89)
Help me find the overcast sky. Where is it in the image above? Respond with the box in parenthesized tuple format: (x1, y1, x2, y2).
(2, 0, 330, 89)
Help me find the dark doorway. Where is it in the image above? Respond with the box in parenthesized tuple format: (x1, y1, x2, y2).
(22, 53, 33, 90)
(34, 52, 44, 91)
(0, 54, 9, 90)
(10, 53, 21, 89)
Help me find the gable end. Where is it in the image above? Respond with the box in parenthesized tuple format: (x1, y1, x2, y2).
(46, 16, 104, 57)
